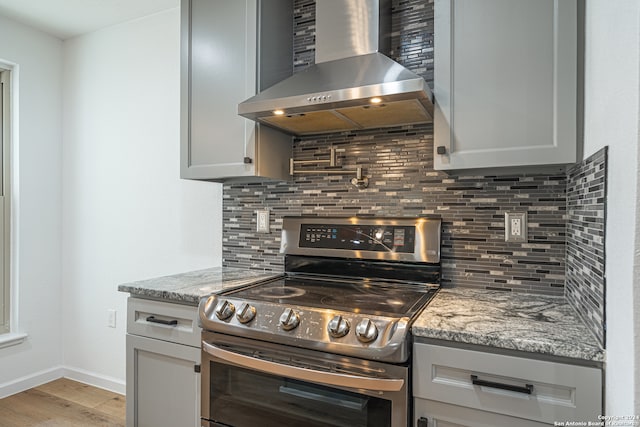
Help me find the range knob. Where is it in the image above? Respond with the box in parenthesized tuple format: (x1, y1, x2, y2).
(236, 302, 256, 324)
(279, 308, 300, 331)
(214, 300, 235, 320)
(328, 315, 350, 338)
(355, 318, 378, 343)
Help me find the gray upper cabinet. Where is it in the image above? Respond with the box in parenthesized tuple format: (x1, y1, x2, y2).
(180, 0, 293, 181)
(433, 0, 578, 173)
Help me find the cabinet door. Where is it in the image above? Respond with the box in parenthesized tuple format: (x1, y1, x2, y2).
(181, 0, 258, 179)
(433, 0, 577, 172)
(126, 334, 201, 427)
(414, 398, 549, 427)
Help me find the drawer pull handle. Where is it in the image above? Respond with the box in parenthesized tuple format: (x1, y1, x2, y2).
(146, 316, 178, 326)
(470, 375, 534, 394)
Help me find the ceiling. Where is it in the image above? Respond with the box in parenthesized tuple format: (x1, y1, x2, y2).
(0, 0, 179, 40)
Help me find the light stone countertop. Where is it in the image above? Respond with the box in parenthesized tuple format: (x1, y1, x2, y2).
(119, 268, 605, 362)
(412, 288, 605, 362)
(117, 267, 280, 305)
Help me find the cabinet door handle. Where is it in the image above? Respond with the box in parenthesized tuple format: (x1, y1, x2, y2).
(436, 145, 447, 155)
(470, 374, 534, 394)
(417, 417, 428, 427)
(145, 316, 178, 326)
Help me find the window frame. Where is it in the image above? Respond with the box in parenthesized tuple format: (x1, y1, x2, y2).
(0, 67, 11, 334)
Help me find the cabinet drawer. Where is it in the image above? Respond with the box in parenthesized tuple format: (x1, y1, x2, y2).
(414, 398, 548, 427)
(127, 298, 200, 347)
(413, 343, 602, 425)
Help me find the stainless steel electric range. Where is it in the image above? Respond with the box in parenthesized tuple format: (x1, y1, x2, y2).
(199, 216, 441, 427)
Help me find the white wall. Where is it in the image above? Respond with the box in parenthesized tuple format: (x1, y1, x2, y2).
(62, 7, 222, 391)
(0, 15, 64, 393)
(583, 0, 640, 415)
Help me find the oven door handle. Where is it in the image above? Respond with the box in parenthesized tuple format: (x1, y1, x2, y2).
(202, 341, 404, 392)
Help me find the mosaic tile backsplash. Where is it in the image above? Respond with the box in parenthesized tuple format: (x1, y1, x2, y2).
(222, 0, 603, 310)
(223, 125, 568, 294)
(566, 148, 607, 346)
(292, 0, 315, 72)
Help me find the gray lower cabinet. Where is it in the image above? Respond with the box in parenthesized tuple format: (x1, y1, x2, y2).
(126, 298, 201, 427)
(413, 342, 602, 426)
(414, 399, 549, 427)
(180, 0, 293, 181)
(433, 0, 578, 174)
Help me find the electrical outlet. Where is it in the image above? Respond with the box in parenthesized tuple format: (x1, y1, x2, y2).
(511, 218, 522, 236)
(107, 309, 117, 328)
(505, 212, 527, 242)
(256, 210, 270, 233)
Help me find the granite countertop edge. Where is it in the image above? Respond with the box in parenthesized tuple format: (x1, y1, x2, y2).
(412, 327, 605, 362)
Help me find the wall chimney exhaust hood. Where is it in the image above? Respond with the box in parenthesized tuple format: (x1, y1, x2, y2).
(238, 0, 433, 136)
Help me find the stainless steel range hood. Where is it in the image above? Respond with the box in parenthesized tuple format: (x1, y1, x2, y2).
(238, 0, 433, 136)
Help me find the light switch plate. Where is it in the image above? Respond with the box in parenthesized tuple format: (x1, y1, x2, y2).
(505, 212, 527, 242)
(256, 210, 270, 233)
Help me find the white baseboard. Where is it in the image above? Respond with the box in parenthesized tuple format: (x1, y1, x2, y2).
(62, 366, 125, 395)
(0, 366, 64, 399)
(0, 366, 126, 399)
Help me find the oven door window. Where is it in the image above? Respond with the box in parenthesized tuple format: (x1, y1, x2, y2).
(208, 362, 392, 427)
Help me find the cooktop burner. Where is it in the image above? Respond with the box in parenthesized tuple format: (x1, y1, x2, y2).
(226, 276, 437, 318)
(251, 284, 307, 299)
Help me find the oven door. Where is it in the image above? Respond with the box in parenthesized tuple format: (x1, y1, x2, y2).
(201, 332, 409, 427)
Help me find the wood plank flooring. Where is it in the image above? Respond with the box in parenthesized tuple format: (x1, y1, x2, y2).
(0, 378, 125, 427)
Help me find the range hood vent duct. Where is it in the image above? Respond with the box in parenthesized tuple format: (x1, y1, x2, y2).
(238, 0, 433, 136)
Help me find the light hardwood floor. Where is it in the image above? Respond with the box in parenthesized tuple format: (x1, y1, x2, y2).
(0, 378, 125, 427)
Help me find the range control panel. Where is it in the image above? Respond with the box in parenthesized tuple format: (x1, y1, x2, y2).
(299, 224, 415, 253)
